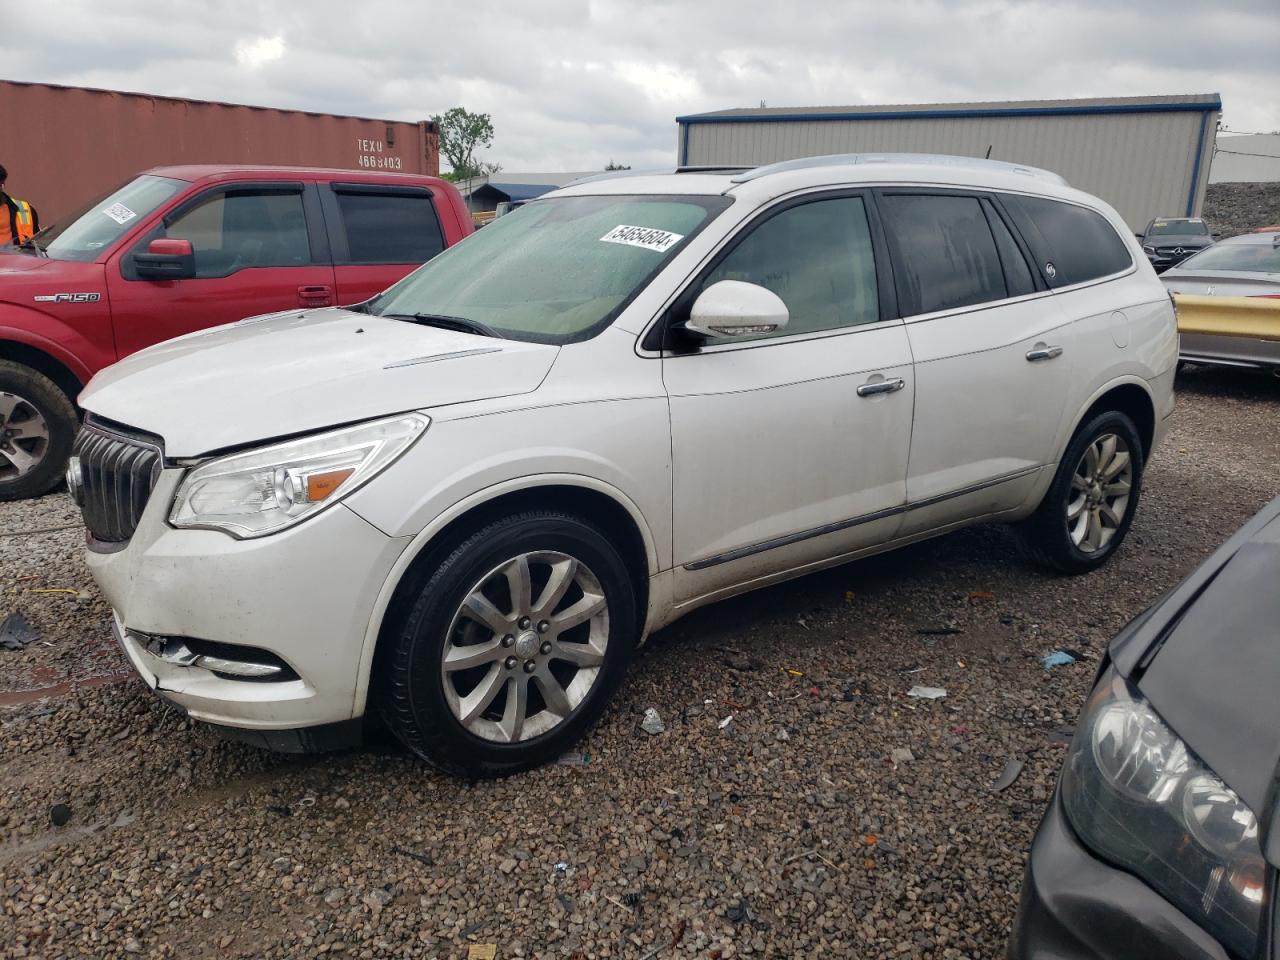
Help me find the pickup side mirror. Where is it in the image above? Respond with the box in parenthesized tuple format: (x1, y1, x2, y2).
(135, 238, 196, 280)
(685, 280, 789, 340)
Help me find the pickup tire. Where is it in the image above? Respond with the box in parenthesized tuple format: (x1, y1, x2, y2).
(376, 510, 637, 777)
(0, 361, 78, 502)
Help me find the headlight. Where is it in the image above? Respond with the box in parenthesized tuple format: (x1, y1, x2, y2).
(170, 413, 428, 538)
(1062, 670, 1265, 957)
(1143, 244, 1157, 255)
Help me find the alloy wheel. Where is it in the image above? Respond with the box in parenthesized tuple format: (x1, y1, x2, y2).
(0, 392, 50, 482)
(441, 551, 609, 743)
(1067, 432, 1134, 554)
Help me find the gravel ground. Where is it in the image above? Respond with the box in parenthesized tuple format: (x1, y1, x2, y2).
(2, 367, 1278, 960)
(1203, 181, 1280, 238)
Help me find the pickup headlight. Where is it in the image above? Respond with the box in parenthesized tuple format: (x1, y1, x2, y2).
(1062, 669, 1264, 958)
(170, 414, 428, 538)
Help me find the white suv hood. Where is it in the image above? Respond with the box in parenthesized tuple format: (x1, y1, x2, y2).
(80, 308, 558, 457)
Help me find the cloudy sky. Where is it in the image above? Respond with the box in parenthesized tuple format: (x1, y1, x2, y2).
(4, 0, 1277, 172)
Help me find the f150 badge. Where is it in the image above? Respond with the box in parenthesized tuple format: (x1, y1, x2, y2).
(33, 292, 101, 303)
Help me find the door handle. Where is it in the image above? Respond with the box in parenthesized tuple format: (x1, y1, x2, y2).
(1026, 344, 1063, 362)
(297, 284, 334, 307)
(856, 378, 906, 398)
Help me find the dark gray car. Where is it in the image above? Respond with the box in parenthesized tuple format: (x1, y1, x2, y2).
(1009, 495, 1280, 959)
(1140, 216, 1215, 272)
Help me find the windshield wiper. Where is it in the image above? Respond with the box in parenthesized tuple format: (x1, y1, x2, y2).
(17, 236, 47, 258)
(380, 312, 502, 339)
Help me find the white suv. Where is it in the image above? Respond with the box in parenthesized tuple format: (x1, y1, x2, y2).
(72, 154, 1177, 775)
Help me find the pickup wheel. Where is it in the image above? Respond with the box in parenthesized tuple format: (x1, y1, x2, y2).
(376, 510, 637, 777)
(0, 361, 78, 502)
(1020, 410, 1145, 574)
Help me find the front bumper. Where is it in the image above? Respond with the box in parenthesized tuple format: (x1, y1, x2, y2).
(89, 469, 410, 735)
(1009, 792, 1229, 959)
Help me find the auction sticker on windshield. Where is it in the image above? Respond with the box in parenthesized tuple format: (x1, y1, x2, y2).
(600, 225, 684, 253)
(102, 202, 137, 225)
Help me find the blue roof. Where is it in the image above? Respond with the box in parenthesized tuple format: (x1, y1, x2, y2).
(484, 183, 559, 202)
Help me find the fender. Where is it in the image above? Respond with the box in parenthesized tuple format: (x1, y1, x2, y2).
(348, 472, 661, 718)
(0, 307, 102, 388)
(1061, 374, 1156, 452)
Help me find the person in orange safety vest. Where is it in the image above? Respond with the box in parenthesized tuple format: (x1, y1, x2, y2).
(0, 163, 40, 248)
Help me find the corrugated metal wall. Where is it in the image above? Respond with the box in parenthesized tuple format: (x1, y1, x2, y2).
(1, 81, 440, 224)
(679, 101, 1219, 231)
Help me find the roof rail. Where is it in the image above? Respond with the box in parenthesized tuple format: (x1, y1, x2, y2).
(674, 164, 752, 174)
(730, 153, 1069, 186)
(563, 168, 675, 187)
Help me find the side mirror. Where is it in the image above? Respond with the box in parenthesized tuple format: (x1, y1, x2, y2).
(135, 238, 195, 280)
(685, 280, 789, 340)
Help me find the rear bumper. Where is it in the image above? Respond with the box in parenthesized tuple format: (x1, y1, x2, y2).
(1179, 331, 1280, 370)
(1008, 794, 1228, 960)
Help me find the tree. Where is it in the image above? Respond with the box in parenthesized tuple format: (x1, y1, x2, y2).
(604, 160, 631, 171)
(432, 107, 499, 180)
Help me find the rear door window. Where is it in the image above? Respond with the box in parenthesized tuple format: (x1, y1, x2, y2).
(331, 187, 445, 264)
(1009, 195, 1132, 287)
(880, 194, 1007, 316)
(983, 199, 1036, 298)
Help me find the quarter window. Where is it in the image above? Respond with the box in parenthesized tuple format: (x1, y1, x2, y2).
(334, 190, 444, 264)
(163, 189, 311, 278)
(881, 194, 1008, 316)
(1011, 196, 1132, 287)
(699, 196, 880, 341)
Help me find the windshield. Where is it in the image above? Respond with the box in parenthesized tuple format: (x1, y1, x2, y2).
(1146, 219, 1209, 238)
(1179, 240, 1280, 273)
(38, 175, 187, 261)
(369, 193, 731, 343)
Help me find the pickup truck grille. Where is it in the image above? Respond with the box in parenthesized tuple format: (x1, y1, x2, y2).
(72, 420, 164, 543)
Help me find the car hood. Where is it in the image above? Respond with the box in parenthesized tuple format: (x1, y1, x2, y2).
(1111, 499, 1280, 831)
(0, 252, 61, 276)
(80, 308, 559, 457)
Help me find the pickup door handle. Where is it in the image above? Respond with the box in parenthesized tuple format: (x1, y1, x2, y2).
(1026, 344, 1063, 362)
(856, 378, 906, 398)
(297, 284, 335, 307)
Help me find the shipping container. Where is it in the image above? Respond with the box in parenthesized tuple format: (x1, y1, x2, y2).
(1, 80, 440, 224)
(676, 94, 1222, 232)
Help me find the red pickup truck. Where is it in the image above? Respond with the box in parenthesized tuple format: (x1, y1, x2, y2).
(0, 165, 472, 499)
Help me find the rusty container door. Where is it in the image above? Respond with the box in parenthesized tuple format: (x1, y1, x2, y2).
(0, 80, 440, 224)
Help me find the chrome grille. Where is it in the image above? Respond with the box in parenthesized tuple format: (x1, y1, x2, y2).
(72, 420, 163, 543)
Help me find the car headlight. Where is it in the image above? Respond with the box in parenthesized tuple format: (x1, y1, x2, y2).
(1062, 670, 1265, 958)
(1143, 244, 1157, 255)
(170, 413, 428, 538)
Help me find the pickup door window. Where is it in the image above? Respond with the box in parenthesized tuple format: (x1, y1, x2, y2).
(322, 184, 446, 305)
(107, 183, 336, 359)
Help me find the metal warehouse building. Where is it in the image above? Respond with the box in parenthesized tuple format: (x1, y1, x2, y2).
(677, 94, 1221, 231)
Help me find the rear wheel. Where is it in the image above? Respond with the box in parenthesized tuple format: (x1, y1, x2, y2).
(0, 361, 78, 502)
(376, 510, 637, 777)
(1020, 410, 1145, 574)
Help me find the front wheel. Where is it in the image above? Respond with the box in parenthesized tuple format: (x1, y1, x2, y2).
(1020, 410, 1145, 574)
(0, 360, 78, 502)
(376, 510, 637, 777)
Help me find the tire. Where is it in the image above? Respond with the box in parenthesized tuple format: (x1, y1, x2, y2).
(1020, 410, 1145, 574)
(376, 510, 637, 777)
(0, 360, 78, 502)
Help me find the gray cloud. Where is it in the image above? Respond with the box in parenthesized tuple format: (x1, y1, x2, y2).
(3, 0, 1276, 172)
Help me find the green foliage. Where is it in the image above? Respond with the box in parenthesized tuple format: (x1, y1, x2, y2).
(604, 160, 631, 171)
(432, 107, 499, 180)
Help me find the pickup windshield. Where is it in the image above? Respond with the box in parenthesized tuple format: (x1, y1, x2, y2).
(37, 175, 187, 262)
(369, 193, 731, 343)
